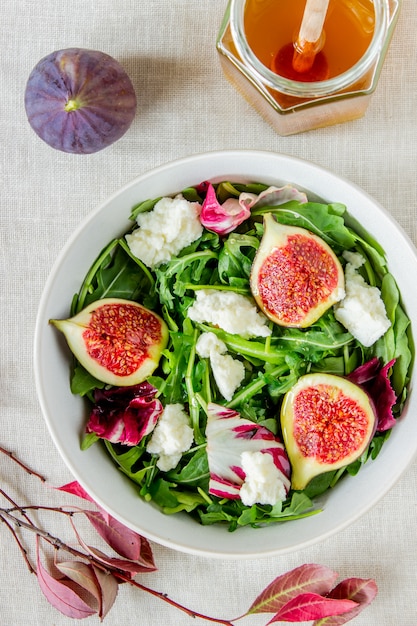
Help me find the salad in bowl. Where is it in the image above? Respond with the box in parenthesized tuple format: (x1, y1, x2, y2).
(35, 151, 416, 557)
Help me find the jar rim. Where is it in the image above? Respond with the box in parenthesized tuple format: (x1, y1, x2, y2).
(230, 0, 390, 97)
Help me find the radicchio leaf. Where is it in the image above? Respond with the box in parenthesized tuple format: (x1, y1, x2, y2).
(348, 357, 397, 431)
(36, 538, 97, 619)
(246, 564, 339, 616)
(54, 560, 118, 620)
(206, 403, 290, 500)
(239, 184, 308, 210)
(270, 593, 357, 623)
(313, 578, 378, 626)
(200, 183, 251, 235)
(86, 382, 163, 446)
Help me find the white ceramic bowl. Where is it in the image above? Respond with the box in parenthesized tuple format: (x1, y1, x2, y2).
(34, 150, 417, 558)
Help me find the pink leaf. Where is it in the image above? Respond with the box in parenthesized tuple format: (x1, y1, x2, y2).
(56, 480, 95, 503)
(93, 566, 119, 619)
(36, 539, 96, 619)
(313, 578, 378, 626)
(83, 510, 156, 569)
(54, 559, 102, 599)
(55, 559, 119, 620)
(271, 593, 357, 623)
(83, 545, 154, 577)
(246, 564, 339, 615)
(56, 481, 156, 572)
(69, 517, 155, 577)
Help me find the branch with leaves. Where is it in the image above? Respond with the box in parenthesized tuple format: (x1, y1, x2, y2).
(0, 445, 377, 624)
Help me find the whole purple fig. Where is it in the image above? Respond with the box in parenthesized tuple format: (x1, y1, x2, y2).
(24, 48, 137, 154)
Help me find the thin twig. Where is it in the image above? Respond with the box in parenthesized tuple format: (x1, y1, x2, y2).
(0, 445, 46, 482)
(0, 516, 35, 573)
(115, 573, 235, 625)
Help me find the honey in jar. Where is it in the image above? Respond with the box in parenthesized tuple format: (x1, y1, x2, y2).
(217, 0, 401, 135)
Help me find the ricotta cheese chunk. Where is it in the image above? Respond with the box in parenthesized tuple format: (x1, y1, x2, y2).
(196, 332, 245, 401)
(126, 194, 203, 269)
(334, 251, 391, 347)
(239, 451, 289, 506)
(187, 289, 272, 338)
(146, 404, 194, 471)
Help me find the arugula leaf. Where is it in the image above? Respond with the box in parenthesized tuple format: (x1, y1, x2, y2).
(217, 232, 259, 286)
(252, 201, 356, 251)
(73, 239, 157, 314)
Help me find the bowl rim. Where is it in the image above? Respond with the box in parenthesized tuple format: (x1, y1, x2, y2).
(34, 149, 417, 558)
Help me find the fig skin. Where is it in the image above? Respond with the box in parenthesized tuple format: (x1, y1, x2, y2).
(250, 213, 345, 327)
(24, 48, 137, 154)
(50, 298, 169, 386)
(281, 373, 377, 490)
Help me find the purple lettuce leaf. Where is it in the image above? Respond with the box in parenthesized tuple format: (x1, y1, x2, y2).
(348, 358, 397, 431)
(86, 381, 163, 445)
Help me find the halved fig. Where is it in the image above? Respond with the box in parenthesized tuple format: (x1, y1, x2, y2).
(50, 298, 168, 386)
(250, 214, 345, 327)
(281, 373, 377, 490)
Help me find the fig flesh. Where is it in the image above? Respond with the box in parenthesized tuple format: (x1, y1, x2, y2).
(50, 298, 168, 386)
(24, 48, 137, 154)
(280, 373, 377, 490)
(250, 214, 345, 327)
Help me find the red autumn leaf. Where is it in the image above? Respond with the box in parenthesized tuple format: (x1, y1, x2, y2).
(55, 560, 118, 620)
(57, 480, 156, 572)
(54, 558, 101, 599)
(56, 480, 95, 503)
(93, 565, 119, 619)
(70, 517, 155, 577)
(83, 509, 156, 568)
(270, 592, 357, 623)
(82, 544, 154, 577)
(36, 538, 96, 619)
(246, 564, 339, 615)
(313, 578, 378, 626)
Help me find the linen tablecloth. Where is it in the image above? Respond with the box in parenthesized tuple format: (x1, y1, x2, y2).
(1, 1, 416, 624)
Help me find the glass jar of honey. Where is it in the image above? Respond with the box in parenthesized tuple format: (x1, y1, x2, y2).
(217, 0, 401, 135)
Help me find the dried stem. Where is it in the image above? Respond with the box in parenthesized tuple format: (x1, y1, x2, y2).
(0, 515, 35, 573)
(116, 572, 234, 625)
(0, 445, 46, 482)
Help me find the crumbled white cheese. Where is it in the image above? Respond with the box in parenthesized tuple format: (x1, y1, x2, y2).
(146, 404, 194, 471)
(196, 332, 245, 401)
(334, 252, 391, 347)
(125, 194, 203, 269)
(239, 451, 288, 506)
(187, 289, 272, 338)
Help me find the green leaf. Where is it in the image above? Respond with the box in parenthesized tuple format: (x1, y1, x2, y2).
(252, 201, 356, 250)
(70, 363, 104, 397)
(166, 447, 209, 487)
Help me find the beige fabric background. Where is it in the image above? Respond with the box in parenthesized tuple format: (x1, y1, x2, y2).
(1, 1, 416, 624)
